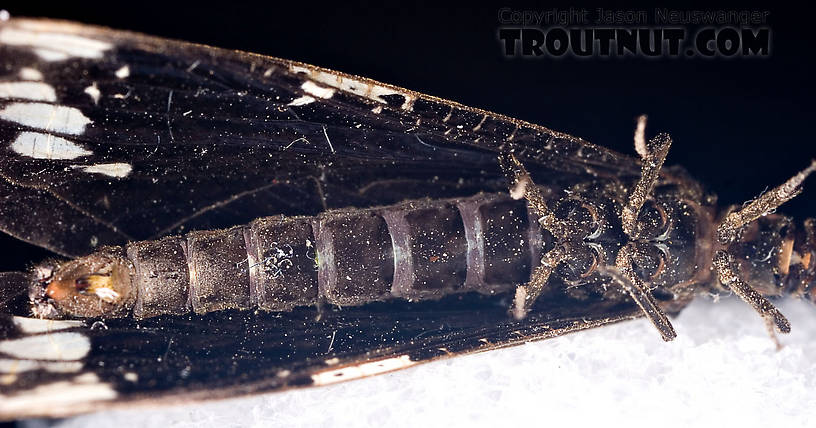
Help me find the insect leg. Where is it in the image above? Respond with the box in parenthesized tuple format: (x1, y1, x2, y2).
(712, 250, 791, 333)
(717, 160, 816, 244)
(498, 152, 575, 238)
(511, 245, 569, 319)
(621, 116, 673, 236)
(602, 244, 677, 341)
(500, 152, 580, 319)
(710, 161, 815, 337)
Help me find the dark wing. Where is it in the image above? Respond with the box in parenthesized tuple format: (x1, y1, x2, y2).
(0, 18, 648, 420)
(0, 18, 639, 257)
(0, 288, 641, 419)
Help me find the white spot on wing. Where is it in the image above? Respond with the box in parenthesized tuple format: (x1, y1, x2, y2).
(289, 66, 417, 110)
(12, 317, 83, 334)
(0, 358, 83, 374)
(84, 82, 101, 104)
(0, 81, 56, 102)
(84, 82, 102, 104)
(288, 95, 315, 106)
(0, 332, 90, 361)
(18, 67, 44, 81)
(74, 162, 133, 178)
(10, 132, 92, 160)
(290, 65, 311, 75)
(0, 373, 116, 414)
(301, 81, 335, 99)
(115, 65, 130, 79)
(0, 27, 112, 61)
(311, 355, 415, 386)
(0, 102, 92, 135)
(32, 48, 69, 61)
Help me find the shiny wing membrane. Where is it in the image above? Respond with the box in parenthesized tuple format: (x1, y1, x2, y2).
(0, 18, 639, 258)
(0, 291, 640, 419)
(0, 18, 645, 419)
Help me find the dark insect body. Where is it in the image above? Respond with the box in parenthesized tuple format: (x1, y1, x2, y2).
(0, 17, 813, 420)
(36, 193, 544, 318)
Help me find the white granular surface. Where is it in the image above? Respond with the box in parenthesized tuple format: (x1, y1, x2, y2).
(29, 296, 816, 428)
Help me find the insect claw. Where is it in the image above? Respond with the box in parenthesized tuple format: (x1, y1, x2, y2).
(764, 318, 785, 351)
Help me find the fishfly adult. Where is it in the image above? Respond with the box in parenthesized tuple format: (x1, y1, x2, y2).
(0, 16, 813, 420)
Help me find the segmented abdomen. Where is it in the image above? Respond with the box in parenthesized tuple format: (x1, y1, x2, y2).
(126, 193, 544, 318)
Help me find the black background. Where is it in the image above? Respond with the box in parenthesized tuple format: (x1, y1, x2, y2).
(0, 3, 814, 271)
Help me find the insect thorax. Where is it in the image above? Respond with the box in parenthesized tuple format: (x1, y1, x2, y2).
(531, 180, 715, 309)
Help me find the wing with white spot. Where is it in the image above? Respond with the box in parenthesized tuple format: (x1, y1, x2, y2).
(0, 291, 641, 419)
(0, 18, 655, 420)
(0, 18, 640, 257)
